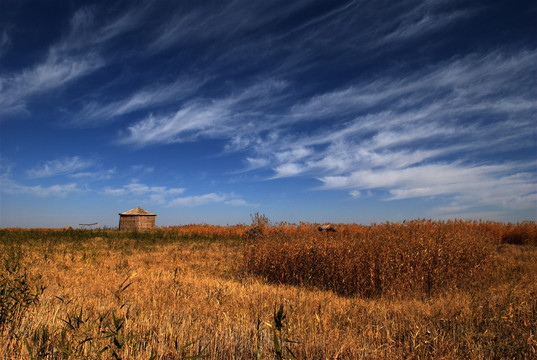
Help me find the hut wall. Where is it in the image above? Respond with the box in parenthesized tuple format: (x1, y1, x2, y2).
(136, 215, 156, 231)
(119, 215, 155, 231)
(119, 216, 136, 230)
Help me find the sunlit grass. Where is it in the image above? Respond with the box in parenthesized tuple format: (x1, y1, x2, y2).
(1, 219, 536, 359)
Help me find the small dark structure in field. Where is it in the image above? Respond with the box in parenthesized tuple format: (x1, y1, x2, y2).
(318, 224, 337, 232)
(119, 206, 156, 231)
(78, 222, 99, 229)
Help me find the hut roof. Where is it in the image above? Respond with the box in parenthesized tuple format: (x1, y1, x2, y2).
(119, 206, 156, 216)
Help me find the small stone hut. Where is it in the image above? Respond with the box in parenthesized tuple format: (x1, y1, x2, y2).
(118, 206, 156, 231)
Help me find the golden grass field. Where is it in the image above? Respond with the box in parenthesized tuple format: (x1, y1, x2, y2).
(1, 218, 536, 359)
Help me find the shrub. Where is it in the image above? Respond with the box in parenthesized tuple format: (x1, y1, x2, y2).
(500, 221, 537, 245)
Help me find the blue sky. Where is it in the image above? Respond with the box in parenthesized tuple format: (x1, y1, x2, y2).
(1, 0, 536, 228)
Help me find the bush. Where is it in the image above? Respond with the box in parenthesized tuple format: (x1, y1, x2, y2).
(500, 221, 537, 245)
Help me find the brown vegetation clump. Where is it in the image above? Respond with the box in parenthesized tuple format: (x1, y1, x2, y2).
(499, 221, 537, 245)
(244, 219, 494, 297)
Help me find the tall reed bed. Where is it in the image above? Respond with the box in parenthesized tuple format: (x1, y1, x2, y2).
(244, 220, 494, 297)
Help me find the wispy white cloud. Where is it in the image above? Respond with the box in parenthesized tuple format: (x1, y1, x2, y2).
(379, 6, 475, 45)
(168, 193, 226, 207)
(319, 163, 536, 213)
(118, 102, 226, 146)
(55, 4, 147, 53)
(124, 183, 184, 196)
(148, 1, 309, 52)
(102, 181, 185, 204)
(0, 4, 147, 116)
(320, 163, 499, 194)
(1, 158, 82, 198)
(244, 157, 270, 170)
(1, 55, 104, 114)
(27, 156, 95, 178)
(117, 80, 287, 146)
(0, 30, 11, 58)
(102, 182, 250, 207)
(76, 76, 208, 125)
(251, 0, 480, 76)
(69, 168, 116, 180)
(272, 163, 306, 178)
(167, 192, 250, 207)
(225, 198, 248, 206)
(2, 182, 81, 198)
(289, 49, 536, 126)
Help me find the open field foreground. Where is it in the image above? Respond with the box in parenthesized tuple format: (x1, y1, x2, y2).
(1, 219, 536, 359)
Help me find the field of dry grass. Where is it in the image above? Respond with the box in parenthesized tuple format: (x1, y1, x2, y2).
(1, 219, 536, 359)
